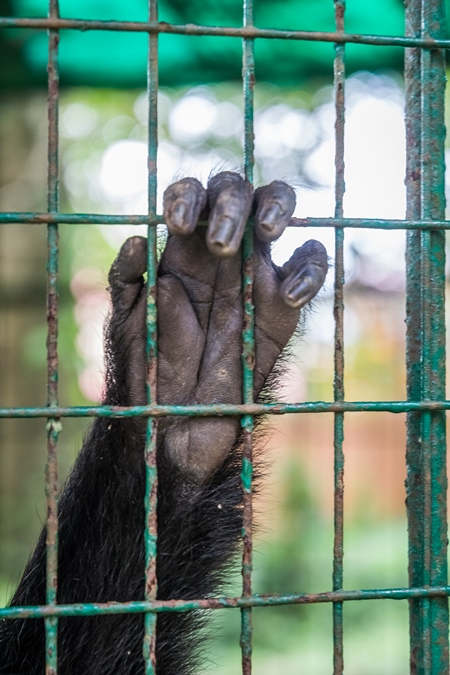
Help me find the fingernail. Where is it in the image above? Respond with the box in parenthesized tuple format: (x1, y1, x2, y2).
(258, 202, 283, 232)
(210, 216, 235, 247)
(170, 201, 187, 229)
(284, 275, 313, 307)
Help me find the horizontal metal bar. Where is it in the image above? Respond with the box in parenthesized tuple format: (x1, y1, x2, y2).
(3, 585, 450, 620)
(0, 212, 162, 225)
(2, 400, 450, 419)
(1, 17, 450, 49)
(2, 213, 450, 230)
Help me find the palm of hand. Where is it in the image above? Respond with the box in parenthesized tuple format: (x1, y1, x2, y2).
(108, 172, 327, 481)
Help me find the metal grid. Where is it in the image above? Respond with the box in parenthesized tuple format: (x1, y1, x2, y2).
(0, 0, 449, 673)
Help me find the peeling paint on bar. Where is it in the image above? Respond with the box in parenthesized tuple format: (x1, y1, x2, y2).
(2, 2, 449, 671)
(332, 2, 345, 672)
(419, 0, 448, 671)
(1, 16, 450, 49)
(240, 2, 255, 671)
(3, 212, 450, 230)
(3, 585, 450, 620)
(45, 1, 61, 673)
(405, 2, 427, 670)
(3, 399, 450, 418)
(404, 0, 449, 671)
(143, 1, 159, 671)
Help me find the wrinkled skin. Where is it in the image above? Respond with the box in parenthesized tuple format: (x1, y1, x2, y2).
(0, 172, 327, 675)
(110, 172, 328, 481)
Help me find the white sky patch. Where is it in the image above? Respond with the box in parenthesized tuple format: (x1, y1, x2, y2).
(61, 102, 99, 139)
(279, 109, 318, 151)
(213, 102, 243, 139)
(256, 104, 320, 161)
(344, 95, 406, 219)
(95, 74, 408, 280)
(169, 91, 218, 143)
(274, 83, 407, 282)
(98, 140, 148, 202)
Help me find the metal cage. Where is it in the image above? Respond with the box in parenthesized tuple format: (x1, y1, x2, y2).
(0, 1, 449, 673)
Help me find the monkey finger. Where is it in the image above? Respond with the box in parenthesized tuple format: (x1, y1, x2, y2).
(254, 181, 296, 244)
(108, 236, 148, 312)
(279, 239, 328, 309)
(206, 172, 253, 257)
(163, 177, 207, 236)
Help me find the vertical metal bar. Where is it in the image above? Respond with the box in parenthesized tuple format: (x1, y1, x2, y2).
(420, 0, 448, 672)
(406, 5, 431, 671)
(45, 0, 60, 673)
(240, 1, 255, 673)
(405, 0, 448, 672)
(405, 0, 424, 675)
(404, 2, 425, 672)
(333, 2, 345, 674)
(143, 1, 159, 672)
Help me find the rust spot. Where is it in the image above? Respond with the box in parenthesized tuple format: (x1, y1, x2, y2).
(409, 169, 421, 182)
(335, 4, 344, 24)
(147, 360, 158, 395)
(145, 577, 157, 599)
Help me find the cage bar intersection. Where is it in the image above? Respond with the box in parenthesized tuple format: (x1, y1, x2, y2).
(1, 0, 449, 673)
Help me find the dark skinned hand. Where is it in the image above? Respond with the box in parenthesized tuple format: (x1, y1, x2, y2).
(107, 172, 328, 482)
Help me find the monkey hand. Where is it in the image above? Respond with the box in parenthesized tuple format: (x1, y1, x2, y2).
(107, 172, 328, 482)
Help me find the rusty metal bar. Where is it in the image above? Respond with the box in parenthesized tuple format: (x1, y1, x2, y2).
(405, 1, 426, 671)
(44, 1, 60, 672)
(3, 212, 450, 230)
(3, 16, 450, 49)
(4, 399, 450, 419)
(2, 1, 450, 672)
(332, 1, 346, 673)
(419, 0, 448, 671)
(143, 0, 159, 672)
(240, 1, 255, 672)
(405, 0, 449, 672)
(5, 584, 450, 620)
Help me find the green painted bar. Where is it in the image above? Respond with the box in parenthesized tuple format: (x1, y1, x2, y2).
(420, 0, 449, 670)
(3, 399, 450, 419)
(404, 0, 449, 671)
(4, 585, 450, 621)
(143, 0, 159, 671)
(4, 4, 450, 671)
(3, 212, 450, 230)
(0, 213, 164, 224)
(45, 1, 61, 672)
(2, 16, 450, 49)
(240, 2, 255, 671)
(332, 2, 345, 672)
(404, 1, 426, 670)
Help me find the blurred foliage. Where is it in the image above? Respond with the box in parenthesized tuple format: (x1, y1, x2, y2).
(203, 458, 408, 674)
(0, 72, 422, 672)
(0, 0, 448, 668)
(0, 0, 433, 88)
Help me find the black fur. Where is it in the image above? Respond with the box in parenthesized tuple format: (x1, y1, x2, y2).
(0, 316, 248, 674)
(0, 172, 328, 674)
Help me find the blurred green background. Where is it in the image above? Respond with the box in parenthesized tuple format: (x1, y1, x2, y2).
(1, 2, 450, 673)
(1, 0, 410, 87)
